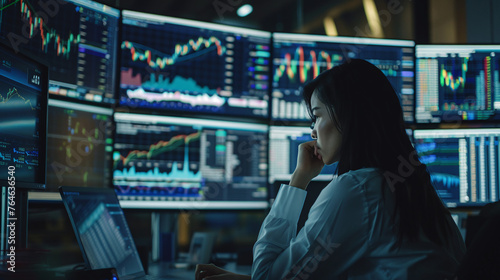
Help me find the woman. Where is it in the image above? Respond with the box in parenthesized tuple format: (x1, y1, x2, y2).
(196, 59, 465, 279)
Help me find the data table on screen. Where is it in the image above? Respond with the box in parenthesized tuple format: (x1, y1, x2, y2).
(415, 129, 500, 207)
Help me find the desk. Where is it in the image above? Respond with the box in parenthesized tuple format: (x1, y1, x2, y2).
(148, 262, 252, 279)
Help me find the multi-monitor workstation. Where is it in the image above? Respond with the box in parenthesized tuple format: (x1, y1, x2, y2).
(1, 0, 500, 209)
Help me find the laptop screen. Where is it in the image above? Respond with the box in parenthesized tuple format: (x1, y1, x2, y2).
(60, 187, 145, 278)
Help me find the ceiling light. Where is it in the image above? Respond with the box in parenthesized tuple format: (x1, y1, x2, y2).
(237, 4, 253, 17)
(323, 17, 338, 36)
(363, 0, 384, 38)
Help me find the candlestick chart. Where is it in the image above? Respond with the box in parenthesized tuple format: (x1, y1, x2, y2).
(438, 55, 497, 113)
(272, 38, 415, 122)
(417, 47, 500, 122)
(273, 46, 344, 88)
(0, 0, 120, 104)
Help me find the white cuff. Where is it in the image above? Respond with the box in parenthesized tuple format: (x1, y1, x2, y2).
(269, 184, 307, 222)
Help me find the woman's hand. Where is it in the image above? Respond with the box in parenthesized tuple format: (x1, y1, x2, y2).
(289, 140, 325, 190)
(195, 264, 251, 280)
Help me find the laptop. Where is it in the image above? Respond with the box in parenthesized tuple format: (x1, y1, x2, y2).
(59, 186, 190, 280)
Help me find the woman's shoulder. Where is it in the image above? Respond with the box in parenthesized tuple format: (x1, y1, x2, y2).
(324, 167, 384, 198)
(334, 167, 383, 185)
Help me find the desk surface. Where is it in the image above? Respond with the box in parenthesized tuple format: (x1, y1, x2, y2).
(46, 262, 249, 279)
(148, 262, 252, 279)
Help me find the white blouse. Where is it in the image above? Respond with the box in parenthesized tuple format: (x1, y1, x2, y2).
(252, 167, 466, 280)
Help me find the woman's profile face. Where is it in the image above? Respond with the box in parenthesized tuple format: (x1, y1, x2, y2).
(310, 90, 342, 165)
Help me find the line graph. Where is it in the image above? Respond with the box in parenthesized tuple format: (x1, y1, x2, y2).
(122, 37, 226, 69)
(115, 130, 201, 167)
(0, 0, 20, 12)
(0, 87, 37, 110)
(113, 129, 202, 188)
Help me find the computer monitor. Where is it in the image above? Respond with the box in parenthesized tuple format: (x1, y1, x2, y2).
(120, 11, 271, 118)
(271, 33, 415, 123)
(113, 113, 269, 209)
(269, 126, 414, 184)
(269, 126, 337, 184)
(0, 43, 48, 190)
(45, 99, 113, 191)
(0, 0, 120, 104)
(414, 128, 500, 207)
(416, 45, 500, 123)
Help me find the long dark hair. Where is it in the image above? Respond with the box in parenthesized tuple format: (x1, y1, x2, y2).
(302, 59, 453, 246)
